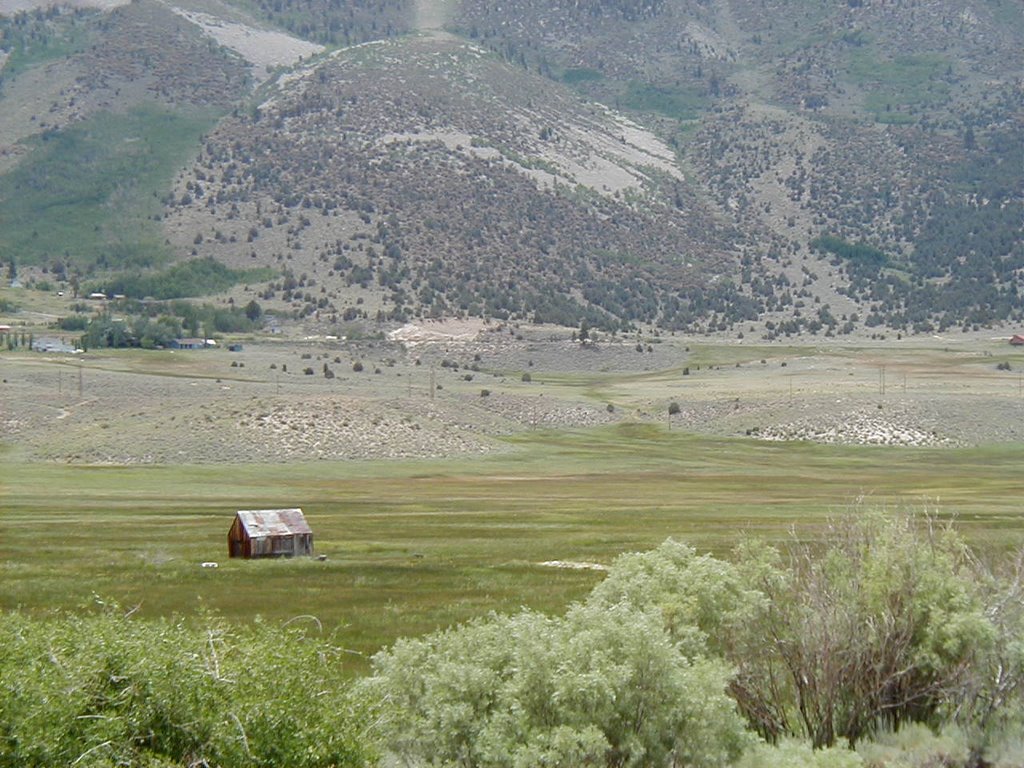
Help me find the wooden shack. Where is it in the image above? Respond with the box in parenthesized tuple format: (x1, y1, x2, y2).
(228, 508, 313, 558)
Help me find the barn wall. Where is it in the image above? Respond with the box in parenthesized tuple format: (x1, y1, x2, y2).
(228, 519, 314, 558)
(250, 537, 272, 557)
(228, 519, 244, 558)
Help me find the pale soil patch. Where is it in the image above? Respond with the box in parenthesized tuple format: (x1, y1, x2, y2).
(169, 7, 324, 84)
(379, 108, 684, 198)
(387, 319, 489, 346)
(527, 106, 685, 196)
(414, 0, 452, 33)
(756, 408, 954, 447)
(683, 21, 736, 61)
(538, 560, 609, 572)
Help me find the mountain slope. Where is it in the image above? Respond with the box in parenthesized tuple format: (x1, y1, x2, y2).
(162, 34, 752, 330)
(0, 0, 1021, 334)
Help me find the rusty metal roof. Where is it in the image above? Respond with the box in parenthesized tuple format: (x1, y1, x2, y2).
(235, 509, 312, 538)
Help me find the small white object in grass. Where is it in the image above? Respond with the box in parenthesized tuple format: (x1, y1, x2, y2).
(201, 562, 219, 568)
(538, 560, 608, 572)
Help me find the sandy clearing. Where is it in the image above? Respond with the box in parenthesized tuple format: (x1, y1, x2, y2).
(414, 0, 453, 33)
(170, 7, 324, 85)
(387, 319, 489, 346)
(379, 108, 684, 199)
(541, 107, 685, 195)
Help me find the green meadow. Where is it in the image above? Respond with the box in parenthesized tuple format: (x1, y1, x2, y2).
(0, 104, 216, 271)
(3, 425, 1022, 671)
(845, 48, 951, 120)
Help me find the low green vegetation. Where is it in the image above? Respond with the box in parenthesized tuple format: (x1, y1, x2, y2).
(0, 6, 97, 80)
(0, 607, 375, 767)
(90, 258, 274, 301)
(3, 427, 1023, 659)
(0, 104, 216, 272)
(845, 48, 951, 119)
(74, 299, 263, 349)
(560, 66, 604, 86)
(811, 235, 890, 273)
(620, 81, 706, 121)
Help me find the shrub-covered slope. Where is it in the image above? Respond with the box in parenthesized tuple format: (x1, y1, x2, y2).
(164, 35, 747, 330)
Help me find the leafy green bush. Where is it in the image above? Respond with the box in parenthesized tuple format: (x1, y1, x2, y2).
(729, 511, 996, 747)
(984, 725, 1024, 768)
(584, 539, 763, 660)
(363, 515, 1024, 763)
(734, 739, 863, 768)
(856, 723, 969, 768)
(57, 314, 89, 331)
(363, 603, 752, 768)
(0, 607, 375, 768)
(96, 258, 272, 300)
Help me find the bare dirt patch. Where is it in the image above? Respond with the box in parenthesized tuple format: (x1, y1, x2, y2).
(169, 7, 324, 85)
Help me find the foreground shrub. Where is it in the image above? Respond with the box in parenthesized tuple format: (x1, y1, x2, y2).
(728, 511, 997, 748)
(983, 724, 1024, 768)
(0, 607, 374, 768)
(734, 739, 863, 768)
(855, 723, 969, 768)
(584, 538, 764, 659)
(363, 603, 752, 768)
(365, 513, 1024, 764)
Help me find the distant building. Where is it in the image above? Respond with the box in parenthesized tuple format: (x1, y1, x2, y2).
(1011, 335, 1024, 346)
(32, 337, 78, 354)
(228, 509, 314, 559)
(169, 338, 207, 350)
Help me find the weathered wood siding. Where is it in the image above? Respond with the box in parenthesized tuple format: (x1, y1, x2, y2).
(227, 510, 314, 559)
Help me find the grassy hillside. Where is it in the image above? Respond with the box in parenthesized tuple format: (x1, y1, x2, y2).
(0, 105, 216, 273)
(0, 5, 96, 80)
